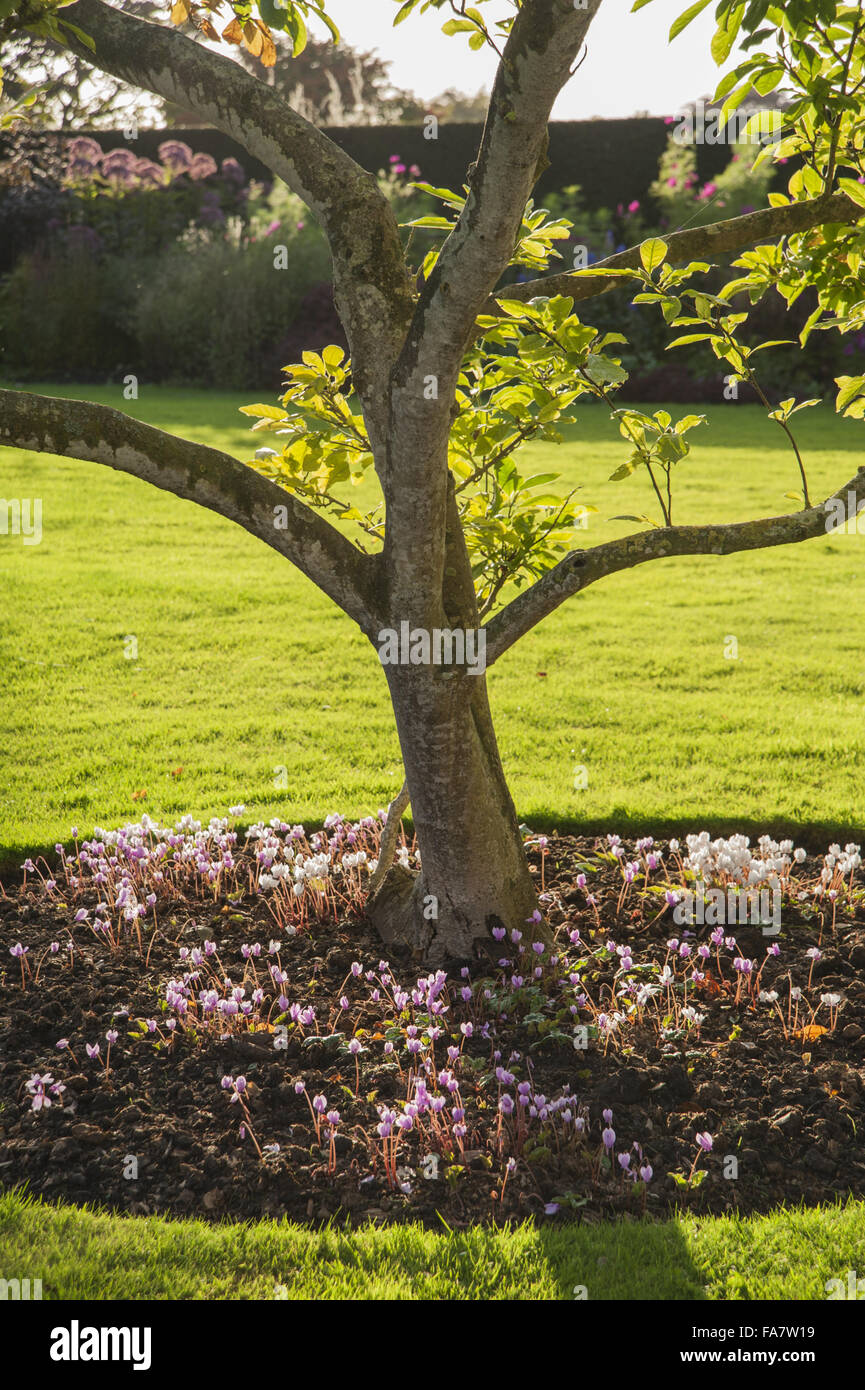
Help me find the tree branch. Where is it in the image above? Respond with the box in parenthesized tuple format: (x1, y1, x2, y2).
(381, 0, 602, 621)
(484, 463, 865, 664)
(0, 388, 380, 636)
(367, 781, 411, 897)
(402, 0, 602, 382)
(497, 192, 865, 308)
(61, 0, 415, 414)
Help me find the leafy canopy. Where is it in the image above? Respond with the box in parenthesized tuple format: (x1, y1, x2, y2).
(245, 0, 865, 604)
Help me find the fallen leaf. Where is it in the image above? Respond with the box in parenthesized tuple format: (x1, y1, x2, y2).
(794, 1025, 828, 1042)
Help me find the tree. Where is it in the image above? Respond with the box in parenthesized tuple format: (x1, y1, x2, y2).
(0, 2, 414, 128)
(0, 0, 165, 128)
(234, 32, 417, 126)
(2, 0, 865, 964)
(397, 85, 492, 123)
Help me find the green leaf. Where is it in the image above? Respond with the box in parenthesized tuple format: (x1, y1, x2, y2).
(839, 178, 865, 209)
(239, 403, 286, 420)
(640, 238, 668, 273)
(835, 374, 865, 411)
(749, 339, 795, 352)
(570, 267, 640, 279)
(670, 0, 713, 40)
(283, 7, 307, 56)
(666, 333, 714, 348)
(412, 182, 467, 208)
(402, 214, 454, 228)
(316, 8, 340, 43)
(608, 462, 637, 482)
(711, 3, 746, 64)
(57, 18, 96, 49)
(753, 65, 784, 95)
(321, 344, 346, 370)
(798, 306, 823, 346)
(393, 0, 419, 25)
(584, 354, 628, 386)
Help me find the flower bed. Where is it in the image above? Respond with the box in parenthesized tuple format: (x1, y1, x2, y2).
(1, 817, 863, 1228)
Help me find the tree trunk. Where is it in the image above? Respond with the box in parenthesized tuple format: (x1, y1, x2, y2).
(368, 663, 539, 965)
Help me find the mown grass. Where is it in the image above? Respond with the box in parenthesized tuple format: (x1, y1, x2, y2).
(1, 383, 864, 866)
(1, 1188, 862, 1300)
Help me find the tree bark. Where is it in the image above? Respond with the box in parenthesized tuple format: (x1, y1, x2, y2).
(368, 664, 538, 965)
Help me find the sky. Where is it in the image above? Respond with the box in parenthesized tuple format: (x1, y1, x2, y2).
(310, 0, 733, 120)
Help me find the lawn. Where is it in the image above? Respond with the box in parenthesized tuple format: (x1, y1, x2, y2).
(1, 384, 864, 867)
(2, 1188, 862, 1300)
(3, 385, 865, 1306)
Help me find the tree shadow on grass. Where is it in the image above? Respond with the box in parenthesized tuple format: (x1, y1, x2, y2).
(535, 1216, 707, 1301)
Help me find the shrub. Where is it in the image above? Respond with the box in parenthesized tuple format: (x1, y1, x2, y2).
(59, 137, 251, 257)
(650, 135, 775, 230)
(0, 242, 140, 378)
(132, 223, 332, 389)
